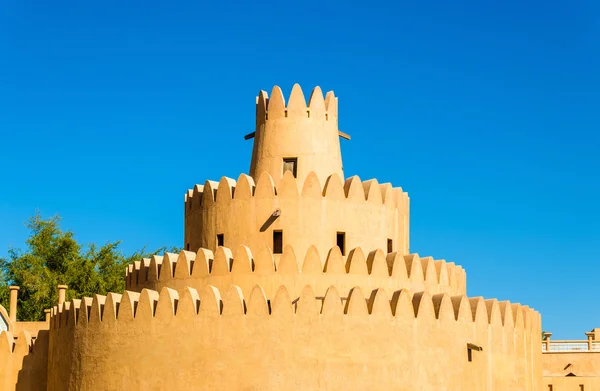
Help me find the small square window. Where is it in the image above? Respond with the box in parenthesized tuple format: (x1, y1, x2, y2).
(273, 231, 283, 254)
(217, 234, 224, 247)
(283, 158, 297, 177)
(336, 232, 346, 256)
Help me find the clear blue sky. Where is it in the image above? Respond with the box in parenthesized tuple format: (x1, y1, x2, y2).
(1, 0, 598, 339)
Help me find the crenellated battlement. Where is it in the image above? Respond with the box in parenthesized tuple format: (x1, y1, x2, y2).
(47, 284, 539, 338)
(0, 330, 36, 357)
(255, 84, 338, 126)
(124, 245, 466, 299)
(0, 329, 49, 390)
(184, 172, 408, 210)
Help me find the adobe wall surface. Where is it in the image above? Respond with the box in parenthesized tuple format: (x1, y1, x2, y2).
(46, 285, 541, 391)
(125, 247, 467, 299)
(184, 172, 410, 257)
(0, 330, 49, 391)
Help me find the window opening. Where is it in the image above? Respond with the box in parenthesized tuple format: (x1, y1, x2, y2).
(217, 234, 224, 247)
(273, 231, 283, 254)
(336, 232, 346, 256)
(283, 158, 298, 177)
(387, 239, 393, 253)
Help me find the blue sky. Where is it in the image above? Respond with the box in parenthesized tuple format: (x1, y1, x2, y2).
(1, 0, 599, 338)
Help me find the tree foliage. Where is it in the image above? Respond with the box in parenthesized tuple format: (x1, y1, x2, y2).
(0, 213, 180, 321)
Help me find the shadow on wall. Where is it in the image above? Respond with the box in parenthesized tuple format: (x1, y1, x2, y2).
(259, 211, 280, 232)
(15, 330, 48, 391)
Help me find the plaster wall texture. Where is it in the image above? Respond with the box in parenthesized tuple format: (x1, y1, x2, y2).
(184, 171, 410, 258)
(249, 85, 343, 188)
(125, 247, 467, 300)
(44, 285, 541, 391)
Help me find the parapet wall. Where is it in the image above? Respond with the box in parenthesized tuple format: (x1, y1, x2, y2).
(543, 351, 600, 376)
(183, 171, 410, 258)
(46, 285, 542, 391)
(125, 246, 467, 299)
(543, 350, 600, 391)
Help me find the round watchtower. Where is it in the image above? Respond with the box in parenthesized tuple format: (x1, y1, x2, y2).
(249, 84, 344, 187)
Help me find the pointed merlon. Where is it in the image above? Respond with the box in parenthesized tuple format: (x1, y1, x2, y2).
(222, 285, 246, 316)
(308, 86, 326, 119)
(287, 84, 307, 117)
(271, 285, 293, 318)
(321, 286, 343, 316)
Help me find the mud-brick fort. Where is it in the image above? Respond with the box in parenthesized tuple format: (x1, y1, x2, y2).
(0, 83, 593, 390)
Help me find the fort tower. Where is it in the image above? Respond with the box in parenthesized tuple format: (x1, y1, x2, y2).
(0, 83, 543, 391)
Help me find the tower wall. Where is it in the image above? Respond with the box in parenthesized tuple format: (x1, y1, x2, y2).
(250, 85, 343, 188)
(44, 285, 542, 391)
(184, 171, 410, 259)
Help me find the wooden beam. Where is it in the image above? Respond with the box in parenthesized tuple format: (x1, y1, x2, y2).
(338, 130, 351, 140)
(467, 343, 483, 352)
(244, 132, 255, 140)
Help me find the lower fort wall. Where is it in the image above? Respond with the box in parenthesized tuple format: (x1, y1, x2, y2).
(46, 285, 541, 391)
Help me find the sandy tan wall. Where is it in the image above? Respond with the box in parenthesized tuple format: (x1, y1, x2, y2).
(184, 171, 410, 258)
(543, 352, 600, 376)
(544, 377, 600, 390)
(126, 246, 467, 299)
(0, 330, 48, 391)
(46, 285, 541, 391)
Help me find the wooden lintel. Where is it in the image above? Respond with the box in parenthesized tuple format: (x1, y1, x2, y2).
(467, 343, 483, 352)
(244, 132, 256, 140)
(338, 130, 351, 140)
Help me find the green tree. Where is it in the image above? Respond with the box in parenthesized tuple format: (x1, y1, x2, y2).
(0, 213, 180, 321)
